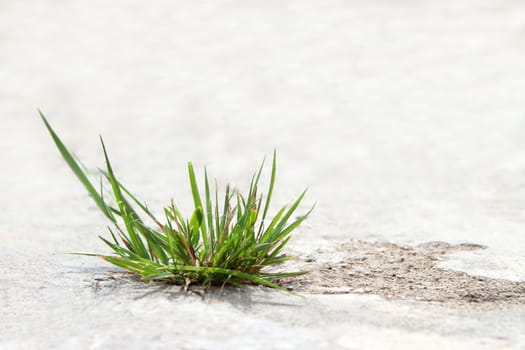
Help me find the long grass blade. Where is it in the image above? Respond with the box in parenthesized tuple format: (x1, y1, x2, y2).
(40, 111, 114, 222)
(99, 137, 149, 259)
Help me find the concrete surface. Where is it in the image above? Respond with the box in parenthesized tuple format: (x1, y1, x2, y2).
(1, 0, 525, 349)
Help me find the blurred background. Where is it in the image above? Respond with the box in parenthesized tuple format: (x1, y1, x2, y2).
(1, 1, 525, 279)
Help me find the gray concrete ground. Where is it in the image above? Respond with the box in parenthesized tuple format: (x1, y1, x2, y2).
(1, 1, 525, 349)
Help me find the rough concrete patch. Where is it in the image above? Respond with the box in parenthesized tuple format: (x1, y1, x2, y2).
(286, 240, 525, 307)
(85, 240, 525, 309)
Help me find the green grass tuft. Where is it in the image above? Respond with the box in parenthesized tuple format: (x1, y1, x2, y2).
(40, 111, 313, 291)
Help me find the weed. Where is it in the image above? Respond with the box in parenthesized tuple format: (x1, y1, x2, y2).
(40, 112, 312, 291)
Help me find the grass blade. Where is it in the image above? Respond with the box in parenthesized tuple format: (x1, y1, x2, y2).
(40, 111, 114, 222)
(187, 162, 209, 252)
